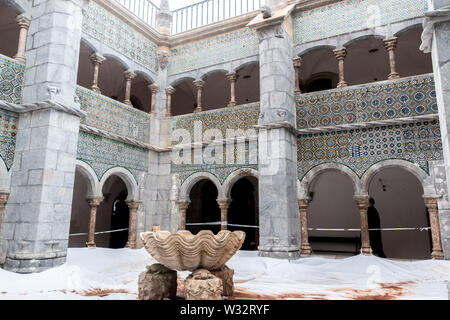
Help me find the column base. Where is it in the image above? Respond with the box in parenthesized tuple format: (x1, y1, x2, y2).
(432, 250, 444, 260)
(300, 244, 312, 255)
(258, 248, 301, 260)
(13, 55, 26, 63)
(86, 242, 96, 249)
(3, 256, 66, 274)
(126, 241, 136, 249)
(360, 246, 372, 255)
(337, 81, 348, 88)
(388, 73, 400, 80)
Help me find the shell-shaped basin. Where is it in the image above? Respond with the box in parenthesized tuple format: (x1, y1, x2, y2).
(140, 230, 246, 271)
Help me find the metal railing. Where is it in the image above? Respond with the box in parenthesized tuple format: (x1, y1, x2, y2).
(172, 0, 265, 34)
(115, 0, 160, 29)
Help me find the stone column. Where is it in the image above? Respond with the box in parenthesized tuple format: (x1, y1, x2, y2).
(354, 195, 372, 255)
(0, 0, 89, 274)
(383, 37, 400, 80)
(420, 1, 450, 259)
(226, 72, 237, 107)
(298, 199, 312, 255)
(0, 193, 9, 230)
(13, 14, 31, 63)
(217, 200, 231, 230)
(193, 79, 205, 113)
(176, 201, 190, 230)
(333, 48, 348, 88)
(249, 10, 301, 259)
(89, 53, 105, 93)
(86, 197, 103, 248)
(165, 86, 175, 117)
(125, 200, 142, 249)
(123, 71, 136, 106)
(423, 196, 445, 260)
(149, 84, 158, 115)
(293, 57, 302, 94)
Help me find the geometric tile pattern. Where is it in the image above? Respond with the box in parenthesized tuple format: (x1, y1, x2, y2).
(168, 28, 259, 75)
(293, 0, 428, 45)
(172, 102, 260, 138)
(77, 86, 151, 144)
(296, 74, 437, 129)
(0, 109, 18, 170)
(77, 131, 148, 183)
(82, 1, 158, 72)
(0, 55, 24, 104)
(297, 120, 443, 180)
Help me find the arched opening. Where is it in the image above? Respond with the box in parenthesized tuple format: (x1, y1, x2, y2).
(395, 26, 433, 77)
(202, 70, 229, 111)
(130, 72, 152, 113)
(368, 167, 432, 259)
(299, 48, 339, 93)
(0, 2, 19, 58)
(69, 167, 93, 248)
(171, 77, 196, 116)
(228, 176, 259, 250)
(97, 175, 129, 248)
(186, 179, 221, 235)
(308, 170, 361, 255)
(76, 41, 95, 90)
(345, 36, 390, 85)
(98, 55, 127, 102)
(235, 62, 260, 105)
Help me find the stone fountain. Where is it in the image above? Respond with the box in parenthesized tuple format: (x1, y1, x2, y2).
(139, 229, 245, 300)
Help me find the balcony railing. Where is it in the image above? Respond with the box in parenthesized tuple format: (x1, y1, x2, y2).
(172, 0, 265, 34)
(115, 0, 265, 34)
(115, 0, 160, 29)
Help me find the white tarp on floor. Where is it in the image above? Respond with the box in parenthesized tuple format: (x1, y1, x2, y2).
(0, 248, 449, 300)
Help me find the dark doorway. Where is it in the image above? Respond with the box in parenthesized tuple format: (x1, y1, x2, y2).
(109, 189, 130, 248)
(228, 177, 259, 250)
(306, 78, 333, 93)
(186, 179, 221, 235)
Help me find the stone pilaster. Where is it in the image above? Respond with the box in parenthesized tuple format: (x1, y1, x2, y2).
(424, 196, 445, 260)
(354, 195, 372, 255)
(125, 200, 142, 249)
(298, 199, 312, 255)
(123, 71, 136, 106)
(149, 84, 158, 115)
(249, 5, 301, 259)
(176, 201, 190, 230)
(420, 1, 450, 258)
(0, 193, 9, 230)
(217, 200, 231, 230)
(333, 48, 348, 88)
(1, 0, 89, 274)
(165, 86, 175, 117)
(193, 79, 205, 113)
(14, 14, 31, 63)
(86, 197, 103, 248)
(293, 57, 302, 94)
(90, 53, 105, 93)
(383, 37, 400, 80)
(226, 73, 237, 107)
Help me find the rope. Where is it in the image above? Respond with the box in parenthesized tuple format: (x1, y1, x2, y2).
(308, 227, 431, 232)
(69, 228, 129, 237)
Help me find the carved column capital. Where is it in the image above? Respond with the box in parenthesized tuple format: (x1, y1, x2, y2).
(383, 37, 398, 51)
(87, 196, 103, 207)
(0, 192, 9, 205)
(165, 86, 176, 95)
(176, 200, 190, 211)
(333, 48, 347, 60)
(16, 14, 31, 30)
(126, 200, 142, 211)
(354, 195, 370, 208)
(293, 57, 303, 68)
(226, 72, 237, 82)
(90, 53, 106, 65)
(193, 79, 205, 89)
(298, 198, 310, 210)
(217, 199, 231, 210)
(149, 83, 159, 94)
(423, 196, 439, 210)
(124, 70, 137, 81)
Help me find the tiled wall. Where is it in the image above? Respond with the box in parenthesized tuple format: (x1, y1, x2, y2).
(77, 86, 151, 144)
(296, 74, 437, 129)
(0, 108, 18, 171)
(82, 1, 158, 73)
(293, 0, 428, 45)
(77, 131, 148, 182)
(168, 28, 259, 75)
(0, 54, 24, 104)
